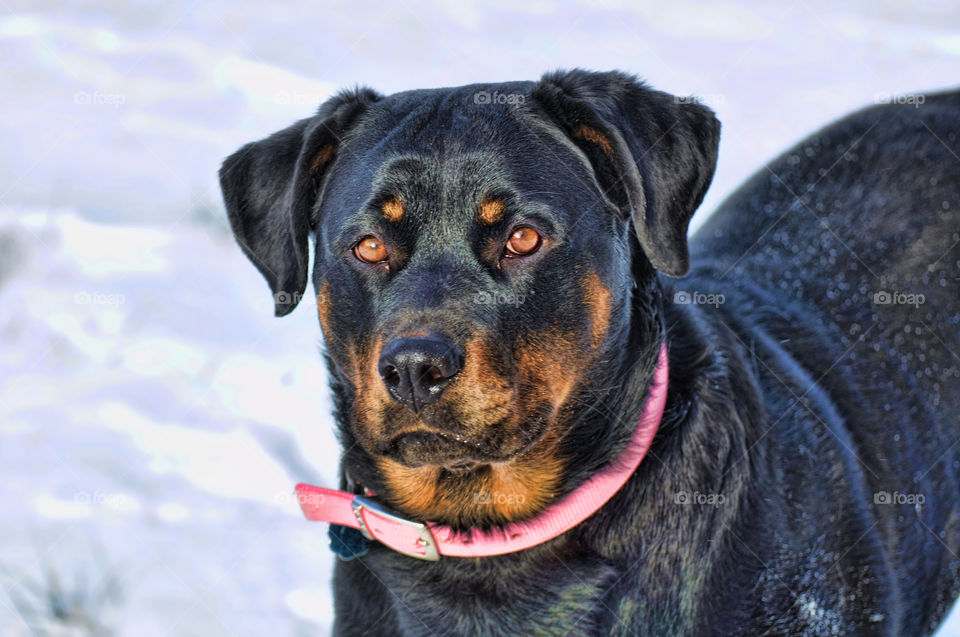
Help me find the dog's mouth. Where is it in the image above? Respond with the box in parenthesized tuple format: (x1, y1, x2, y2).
(364, 403, 555, 470)
(385, 430, 498, 469)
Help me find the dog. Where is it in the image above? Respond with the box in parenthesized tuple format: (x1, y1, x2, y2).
(219, 69, 960, 636)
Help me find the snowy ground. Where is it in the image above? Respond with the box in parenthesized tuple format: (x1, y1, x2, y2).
(1, 1, 959, 635)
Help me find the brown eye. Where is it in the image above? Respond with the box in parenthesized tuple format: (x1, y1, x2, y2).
(354, 236, 388, 263)
(504, 227, 541, 257)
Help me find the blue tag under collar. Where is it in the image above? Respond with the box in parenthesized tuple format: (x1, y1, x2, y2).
(328, 523, 371, 561)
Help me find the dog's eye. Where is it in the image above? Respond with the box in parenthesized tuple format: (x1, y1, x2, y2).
(354, 236, 388, 264)
(504, 227, 542, 258)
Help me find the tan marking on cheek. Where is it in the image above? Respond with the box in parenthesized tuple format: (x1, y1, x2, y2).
(316, 282, 333, 337)
(381, 197, 404, 222)
(573, 125, 614, 156)
(477, 198, 505, 225)
(364, 337, 390, 403)
(317, 282, 359, 384)
(447, 338, 513, 431)
(516, 329, 582, 417)
(310, 145, 337, 176)
(345, 343, 361, 384)
(352, 336, 392, 443)
(582, 271, 612, 348)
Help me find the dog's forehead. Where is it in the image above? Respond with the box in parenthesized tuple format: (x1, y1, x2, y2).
(353, 85, 543, 169)
(369, 81, 536, 140)
(322, 83, 600, 228)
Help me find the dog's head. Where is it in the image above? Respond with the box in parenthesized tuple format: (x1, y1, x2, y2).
(220, 70, 719, 528)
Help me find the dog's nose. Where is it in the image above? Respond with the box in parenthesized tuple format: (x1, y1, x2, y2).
(378, 336, 463, 411)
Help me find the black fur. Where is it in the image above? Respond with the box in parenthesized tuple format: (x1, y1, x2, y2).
(219, 70, 960, 635)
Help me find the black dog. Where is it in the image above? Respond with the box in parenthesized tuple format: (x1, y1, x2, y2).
(219, 70, 960, 635)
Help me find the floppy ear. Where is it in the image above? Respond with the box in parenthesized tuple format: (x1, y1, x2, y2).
(219, 88, 381, 316)
(531, 69, 720, 277)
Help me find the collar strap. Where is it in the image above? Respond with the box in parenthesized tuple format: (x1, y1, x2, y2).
(295, 343, 668, 561)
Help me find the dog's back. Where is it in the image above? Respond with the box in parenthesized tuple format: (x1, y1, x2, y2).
(691, 91, 960, 634)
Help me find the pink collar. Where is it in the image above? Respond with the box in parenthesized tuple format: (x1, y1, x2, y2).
(295, 343, 668, 561)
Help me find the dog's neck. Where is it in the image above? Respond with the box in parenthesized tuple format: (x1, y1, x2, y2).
(557, 274, 667, 494)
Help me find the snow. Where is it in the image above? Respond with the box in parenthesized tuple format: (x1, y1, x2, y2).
(1, 210, 337, 635)
(796, 593, 843, 636)
(1, 1, 959, 634)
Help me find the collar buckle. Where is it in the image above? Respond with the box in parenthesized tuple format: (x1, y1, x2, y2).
(351, 495, 440, 561)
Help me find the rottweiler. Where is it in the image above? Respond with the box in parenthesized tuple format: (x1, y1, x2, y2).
(219, 69, 960, 636)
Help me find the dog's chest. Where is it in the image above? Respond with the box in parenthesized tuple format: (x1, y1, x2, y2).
(372, 550, 620, 636)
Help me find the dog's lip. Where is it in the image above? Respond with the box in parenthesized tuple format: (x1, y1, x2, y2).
(388, 429, 498, 466)
(392, 429, 485, 451)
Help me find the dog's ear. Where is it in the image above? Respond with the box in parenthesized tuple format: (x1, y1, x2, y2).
(219, 88, 381, 316)
(531, 69, 720, 277)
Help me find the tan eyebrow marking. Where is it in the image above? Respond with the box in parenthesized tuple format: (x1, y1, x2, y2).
(573, 125, 614, 156)
(381, 197, 404, 222)
(477, 198, 505, 225)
